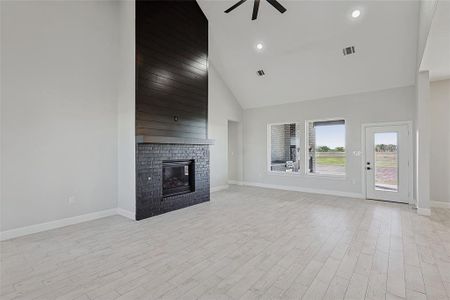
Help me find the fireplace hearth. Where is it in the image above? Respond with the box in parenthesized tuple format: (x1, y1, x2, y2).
(162, 160, 195, 197)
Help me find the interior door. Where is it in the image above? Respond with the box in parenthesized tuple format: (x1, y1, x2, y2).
(365, 124, 410, 203)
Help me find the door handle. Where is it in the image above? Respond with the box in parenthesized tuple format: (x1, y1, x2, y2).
(366, 167, 371, 170)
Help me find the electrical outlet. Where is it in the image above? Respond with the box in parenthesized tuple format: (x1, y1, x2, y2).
(352, 150, 361, 156)
(68, 196, 76, 205)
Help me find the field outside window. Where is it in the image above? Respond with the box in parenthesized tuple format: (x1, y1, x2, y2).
(308, 120, 346, 176)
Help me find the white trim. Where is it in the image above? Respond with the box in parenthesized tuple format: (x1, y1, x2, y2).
(210, 185, 229, 192)
(0, 209, 117, 241)
(116, 208, 135, 220)
(228, 180, 243, 185)
(304, 118, 347, 177)
(267, 123, 272, 173)
(267, 119, 347, 177)
(241, 181, 364, 199)
(267, 121, 301, 174)
(361, 121, 414, 205)
(430, 201, 450, 208)
(266, 170, 347, 180)
(305, 173, 346, 179)
(303, 173, 347, 180)
(417, 208, 431, 216)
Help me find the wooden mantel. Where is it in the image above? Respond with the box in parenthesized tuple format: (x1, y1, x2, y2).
(136, 135, 215, 145)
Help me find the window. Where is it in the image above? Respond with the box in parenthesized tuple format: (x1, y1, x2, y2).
(307, 120, 346, 176)
(374, 132, 398, 191)
(268, 123, 300, 173)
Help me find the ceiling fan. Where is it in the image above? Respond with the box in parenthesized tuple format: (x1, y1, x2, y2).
(224, 0, 287, 21)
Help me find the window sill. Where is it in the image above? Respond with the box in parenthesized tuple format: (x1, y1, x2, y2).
(268, 171, 303, 176)
(306, 173, 347, 180)
(267, 171, 347, 180)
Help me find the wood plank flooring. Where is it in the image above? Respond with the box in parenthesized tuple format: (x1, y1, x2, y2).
(1, 186, 450, 299)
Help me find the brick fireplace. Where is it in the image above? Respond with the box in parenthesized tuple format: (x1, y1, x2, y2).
(135, 0, 210, 221)
(135, 143, 210, 220)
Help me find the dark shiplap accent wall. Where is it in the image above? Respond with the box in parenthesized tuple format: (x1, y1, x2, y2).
(136, 0, 208, 139)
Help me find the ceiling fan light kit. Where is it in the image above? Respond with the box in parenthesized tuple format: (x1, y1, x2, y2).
(224, 0, 287, 20)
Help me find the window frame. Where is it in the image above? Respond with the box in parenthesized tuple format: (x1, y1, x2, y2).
(266, 119, 347, 179)
(304, 118, 347, 178)
(266, 122, 302, 175)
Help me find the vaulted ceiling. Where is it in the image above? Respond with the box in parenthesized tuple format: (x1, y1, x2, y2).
(197, 0, 419, 109)
(421, 1, 450, 81)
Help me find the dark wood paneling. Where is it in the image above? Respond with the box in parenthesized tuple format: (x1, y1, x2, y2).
(136, 0, 208, 139)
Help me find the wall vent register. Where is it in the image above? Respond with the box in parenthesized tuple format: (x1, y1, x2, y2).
(343, 46, 356, 56)
(257, 69, 265, 76)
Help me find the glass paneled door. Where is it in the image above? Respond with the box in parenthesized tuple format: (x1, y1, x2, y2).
(365, 124, 410, 203)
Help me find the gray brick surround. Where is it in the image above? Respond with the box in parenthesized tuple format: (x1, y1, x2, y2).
(136, 143, 210, 220)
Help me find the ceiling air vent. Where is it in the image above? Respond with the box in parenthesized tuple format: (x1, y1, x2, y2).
(343, 46, 355, 56)
(257, 69, 265, 76)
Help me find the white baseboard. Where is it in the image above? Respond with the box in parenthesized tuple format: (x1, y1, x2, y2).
(240, 181, 364, 199)
(0, 182, 378, 241)
(116, 208, 135, 220)
(0, 209, 117, 241)
(417, 208, 432, 216)
(430, 201, 450, 208)
(210, 185, 229, 193)
(228, 180, 243, 185)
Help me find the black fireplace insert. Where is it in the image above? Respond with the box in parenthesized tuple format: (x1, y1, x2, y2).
(162, 160, 195, 197)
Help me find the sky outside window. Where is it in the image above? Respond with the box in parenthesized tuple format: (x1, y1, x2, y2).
(374, 132, 397, 145)
(315, 124, 345, 149)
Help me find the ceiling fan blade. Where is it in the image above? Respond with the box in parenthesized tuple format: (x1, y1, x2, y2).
(224, 0, 248, 13)
(252, 0, 260, 20)
(266, 0, 287, 14)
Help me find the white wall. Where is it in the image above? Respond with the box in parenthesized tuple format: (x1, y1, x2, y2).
(417, 0, 438, 66)
(414, 0, 438, 214)
(208, 65, 243, 189)
(430, 79, 450, 204)
(117, 0, 136, 217)
(243, 86, 416, 197)
(1, 1, 120, 231)
(415, 71, 432, 212)
(228, 120, 241, 182)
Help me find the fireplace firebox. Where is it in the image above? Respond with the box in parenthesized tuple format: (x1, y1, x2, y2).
(162, 160, 195, 197)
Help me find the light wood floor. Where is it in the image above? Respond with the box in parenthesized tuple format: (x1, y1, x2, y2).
(1, 186, 450, 300)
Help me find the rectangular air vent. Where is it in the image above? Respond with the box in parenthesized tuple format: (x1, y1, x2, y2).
(257, 69, 265, 76)
(343, 46, 355, 56)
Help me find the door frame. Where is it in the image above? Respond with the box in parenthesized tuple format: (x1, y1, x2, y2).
(361, 121, 414, 204)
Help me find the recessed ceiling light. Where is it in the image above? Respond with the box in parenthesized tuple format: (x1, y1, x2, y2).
(351, 9, 361, 18)
(256, 43, 263, 50)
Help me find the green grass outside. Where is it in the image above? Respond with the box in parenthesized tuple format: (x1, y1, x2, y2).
(374, 153, 397, 168)
(316, 156, 345, 166)
(316, 153, 397, 167)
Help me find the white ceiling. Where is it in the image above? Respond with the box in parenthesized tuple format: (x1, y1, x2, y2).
(420, 1, 450, 81)
(197, 0, 419, 109)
